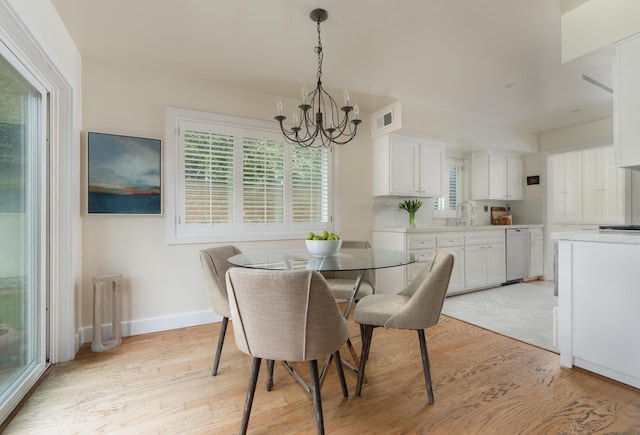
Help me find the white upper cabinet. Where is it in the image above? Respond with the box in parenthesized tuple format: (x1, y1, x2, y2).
(615, 35, 640, 171)
(372, 134, 445, 197)
(471, 151, 523, 200)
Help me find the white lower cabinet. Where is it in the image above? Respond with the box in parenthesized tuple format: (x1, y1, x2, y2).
(373, 228, 521, 295)
(436, 233, 465, 294)
(463, 231, 506, 290)
(528, 228, 543, 279)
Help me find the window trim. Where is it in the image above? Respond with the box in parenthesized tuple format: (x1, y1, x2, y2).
(165, 107, 335, 244)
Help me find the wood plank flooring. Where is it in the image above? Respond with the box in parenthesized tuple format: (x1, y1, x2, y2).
(4, 315, 640, 434)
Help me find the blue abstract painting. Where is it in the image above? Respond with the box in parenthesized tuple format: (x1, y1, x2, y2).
(87, 132, 162, 214)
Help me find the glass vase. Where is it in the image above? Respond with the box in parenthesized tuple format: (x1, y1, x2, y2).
(408, 211, 416, 228)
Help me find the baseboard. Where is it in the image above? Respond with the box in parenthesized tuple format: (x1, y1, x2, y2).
(80, 310, 222, 344)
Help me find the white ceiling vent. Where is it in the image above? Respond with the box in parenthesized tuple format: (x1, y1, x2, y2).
(371, 101, 402, 138)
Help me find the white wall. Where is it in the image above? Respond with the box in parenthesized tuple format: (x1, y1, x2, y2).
(80, 59, 373, 339)
(540, 117, 613, 152)
(510, 154, 545, 226)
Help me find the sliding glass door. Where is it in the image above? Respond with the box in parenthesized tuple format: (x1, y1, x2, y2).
(0, 43, 48, 422)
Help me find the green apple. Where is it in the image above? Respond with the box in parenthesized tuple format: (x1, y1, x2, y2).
(321, 230, 329, 240)
(306, 232, 315, 240)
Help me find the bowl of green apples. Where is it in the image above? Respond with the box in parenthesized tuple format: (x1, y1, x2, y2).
(305, 231, 342, 256)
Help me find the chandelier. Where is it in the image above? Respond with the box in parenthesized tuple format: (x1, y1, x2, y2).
(275, 8, 362, 148)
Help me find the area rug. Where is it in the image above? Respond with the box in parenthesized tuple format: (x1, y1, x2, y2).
(442, 283, 558, 353)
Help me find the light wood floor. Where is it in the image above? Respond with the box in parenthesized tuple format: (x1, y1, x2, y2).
(4, 314, 640, 434)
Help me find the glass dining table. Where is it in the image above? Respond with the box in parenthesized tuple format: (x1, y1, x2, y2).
(227, 247, 417, 393)
(227, 247, 417, 318)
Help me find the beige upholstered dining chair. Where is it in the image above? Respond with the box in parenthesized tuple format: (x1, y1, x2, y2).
(226, 268, 350, 435)
(321, 240, 376, 303)
(353, 250, 454, 404)
(199, 245, 242, 376)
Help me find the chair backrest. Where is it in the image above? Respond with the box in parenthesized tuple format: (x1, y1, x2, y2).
(321, 240, 376, 289)
(199, 245, 243, 318)
(226, 268, 349, 362)
(384, 251, 454, 330)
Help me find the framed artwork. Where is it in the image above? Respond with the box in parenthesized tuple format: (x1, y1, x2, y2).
(526, 175, 540, 185)
(87, 132, 162, 215)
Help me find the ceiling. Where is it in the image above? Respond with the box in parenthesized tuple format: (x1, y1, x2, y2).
(50, 0, 614, 140)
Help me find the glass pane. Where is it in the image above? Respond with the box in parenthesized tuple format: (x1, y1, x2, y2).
(0, 52, 44, 417)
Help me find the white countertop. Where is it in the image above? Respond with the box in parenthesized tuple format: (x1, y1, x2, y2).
(552, 231, 640, 244)
(373, 224, 543, 233)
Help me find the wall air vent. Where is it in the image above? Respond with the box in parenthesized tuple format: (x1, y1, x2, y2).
(371, 101, 402, 138)
(376, 111, 393, 131)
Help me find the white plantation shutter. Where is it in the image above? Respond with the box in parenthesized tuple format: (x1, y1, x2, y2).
(447, 164, 462, 210)
(434, 158, 464, 211)
(292, 146, 329, 223)
(242, 136, 285, 223)
(171, 111, 332, 242)
(183, 128, 234, 224)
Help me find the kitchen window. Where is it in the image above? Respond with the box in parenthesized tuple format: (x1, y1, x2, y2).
(165, 108, 333, 244)
(434, 158, 464, 212)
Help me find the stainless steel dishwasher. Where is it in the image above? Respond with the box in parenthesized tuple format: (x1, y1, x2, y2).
(505, 228, 529, 284)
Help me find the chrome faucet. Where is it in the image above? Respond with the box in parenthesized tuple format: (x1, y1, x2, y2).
(456, 201, 476, 226)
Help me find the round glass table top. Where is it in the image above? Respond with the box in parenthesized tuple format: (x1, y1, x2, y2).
(227, 248, 417, 272)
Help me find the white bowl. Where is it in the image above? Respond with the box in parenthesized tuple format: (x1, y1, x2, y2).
(305, 239, 342, 256)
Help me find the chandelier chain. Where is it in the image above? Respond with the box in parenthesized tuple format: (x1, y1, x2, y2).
(315, 21, 323, 84)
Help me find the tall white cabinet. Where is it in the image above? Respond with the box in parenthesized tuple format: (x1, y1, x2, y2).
(471, 151, 523, 200)
(550, 146, 625, 225)
(550, 150, 583, 223)
(372, 134, 445, 197)
(582, 146, 625, 224)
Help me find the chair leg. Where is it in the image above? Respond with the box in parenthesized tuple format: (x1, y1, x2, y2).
(356, 325, 374, 396)
(309, 360, 325, 435)
(333, 351, 348, 398)
(266, 359, 274, 391)
(240, 357, 261, 435)
(418, 329, 435, 404)
(212, 317, 228, 376)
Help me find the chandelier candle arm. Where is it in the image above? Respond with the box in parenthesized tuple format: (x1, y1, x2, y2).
(274, 8, 362, 148)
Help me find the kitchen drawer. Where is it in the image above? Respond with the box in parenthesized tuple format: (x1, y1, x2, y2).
(407, 235, 436, 250)
(530, 229, 543, 240)
(437, 233, 464, 248)
(465, 231, 505, 246)
(410, 248, 436, 263)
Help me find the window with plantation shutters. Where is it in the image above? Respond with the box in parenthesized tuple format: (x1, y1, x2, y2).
(167, 108, 333, 243)
(434, 158, 464, 212)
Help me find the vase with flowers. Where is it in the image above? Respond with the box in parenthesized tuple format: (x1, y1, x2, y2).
(398, 199, 422, 228)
